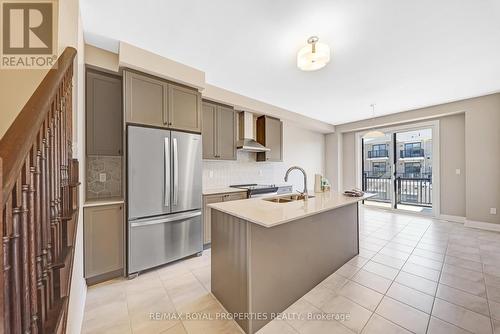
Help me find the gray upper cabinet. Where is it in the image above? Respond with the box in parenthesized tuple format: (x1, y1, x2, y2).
(202, 102, 217, 159)
(86, 70, 123, 156)
(218, 106, 237, 160)
(168, 84, 202, 132)
(124, 70, 167, 127)
(124, 70, 201, 133)
(202, 101, 236, 160)
(256, 115, 283, 162)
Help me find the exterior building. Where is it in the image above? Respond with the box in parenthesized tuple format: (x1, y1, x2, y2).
(363, 131, 432, 179)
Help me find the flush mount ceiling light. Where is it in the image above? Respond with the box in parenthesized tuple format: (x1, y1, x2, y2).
(363, 104, 386, 139)
(297, 36, 330, 71)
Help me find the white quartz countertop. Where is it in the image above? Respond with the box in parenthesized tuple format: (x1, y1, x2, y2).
(202, 187, 248, 196)
(208, 191, 374, 228)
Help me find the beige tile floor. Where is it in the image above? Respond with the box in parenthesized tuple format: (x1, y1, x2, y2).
(82, 207, 500, 334)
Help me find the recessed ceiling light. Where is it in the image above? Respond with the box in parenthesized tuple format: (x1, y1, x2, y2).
(297, 36, 331, 71)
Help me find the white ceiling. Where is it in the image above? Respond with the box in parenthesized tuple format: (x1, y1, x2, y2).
(80, 0, 500, 125)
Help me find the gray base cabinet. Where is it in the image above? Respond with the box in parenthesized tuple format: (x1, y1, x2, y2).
(203, 191, 247, 244)
(124, 70, 201, 133)
(84, 204, 124, 284)
(202, 101, 237, 160)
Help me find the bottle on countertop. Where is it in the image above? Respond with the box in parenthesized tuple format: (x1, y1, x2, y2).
(314, 174, 323, 193)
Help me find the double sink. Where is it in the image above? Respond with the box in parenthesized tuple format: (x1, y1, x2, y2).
(263, 194, 314, 203)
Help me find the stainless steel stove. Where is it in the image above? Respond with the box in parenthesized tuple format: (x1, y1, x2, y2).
(230, 184, 292, 198)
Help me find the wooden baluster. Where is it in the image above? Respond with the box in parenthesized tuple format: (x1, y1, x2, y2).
(3, 196, 12, 334)
(11, 205, 22, 334)
(60, 91, 66, 221)
(21, 181, 31, 333)
(34, 150, 45, 328)
(60, 94, 68, 251)
(41, 136, 53, 310)
(53, 103, 59, 260)
(48, 115, 56, 262)
(54, 105, 60, 261)
(58, 98, 64, 248)
(55, 99, 62, 258)
(48, 115, 57, 306)
(29, 164, 39, 334)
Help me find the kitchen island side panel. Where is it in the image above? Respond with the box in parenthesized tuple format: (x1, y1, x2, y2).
(248, 203, 359, 333)
(211, 209, 250, 333)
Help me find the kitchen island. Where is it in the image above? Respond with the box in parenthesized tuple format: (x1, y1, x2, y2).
(208, 191, 372, 334)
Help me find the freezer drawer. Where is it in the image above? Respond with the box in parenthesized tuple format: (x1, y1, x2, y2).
(128, 210, 202, 274)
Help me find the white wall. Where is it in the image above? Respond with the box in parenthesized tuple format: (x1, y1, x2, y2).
(0, 69, 48, 138)
(465, 95, 500, 224)
(203, 120, 326, 192)
(62, 1, 87, 334)
(440, 114, 466, 217)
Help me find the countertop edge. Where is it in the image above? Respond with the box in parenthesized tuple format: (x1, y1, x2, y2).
(202, 188, 248, 196)
(209, 194, 372, 228)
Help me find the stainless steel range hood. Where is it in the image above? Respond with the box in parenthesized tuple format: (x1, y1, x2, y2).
(237, 111, 270, 152)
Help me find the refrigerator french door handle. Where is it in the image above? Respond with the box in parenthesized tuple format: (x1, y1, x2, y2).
(173, 138, 179, 206)
(164, 137, 170, 207)
(130, 211, 201, 228)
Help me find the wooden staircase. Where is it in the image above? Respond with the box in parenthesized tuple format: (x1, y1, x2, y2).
(0, 47, 79, 334)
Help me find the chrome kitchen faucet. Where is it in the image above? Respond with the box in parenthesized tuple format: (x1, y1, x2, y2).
(284, 166, 308, 200)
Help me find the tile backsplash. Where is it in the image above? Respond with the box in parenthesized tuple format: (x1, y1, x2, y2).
(86, 156, 122, 200)
(203, 151, 288, 189)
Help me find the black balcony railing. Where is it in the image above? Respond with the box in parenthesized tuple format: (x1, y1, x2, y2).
(362, 175, 392, 202)
(368, 149, 389, 158)
(400, 148, 424, 158)
(362, 173, 432, 207)
(396, 177, 432, 207)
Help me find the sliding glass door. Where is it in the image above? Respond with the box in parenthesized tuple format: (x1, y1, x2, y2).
(362, 133, 393, 209)
(362, 127, 433, 214)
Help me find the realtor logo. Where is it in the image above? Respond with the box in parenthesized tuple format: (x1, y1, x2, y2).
(1, 0, 58, 68)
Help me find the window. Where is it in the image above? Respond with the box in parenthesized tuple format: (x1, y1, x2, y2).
(401, 142, 423, 158)
(404, 142, 421, 150)
(372, 162, 387, 176)
(369, 143, 388, 158)
(404, 162, 421, 176)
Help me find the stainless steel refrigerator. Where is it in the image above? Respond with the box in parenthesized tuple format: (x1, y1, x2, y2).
(127, 125, 202, 275)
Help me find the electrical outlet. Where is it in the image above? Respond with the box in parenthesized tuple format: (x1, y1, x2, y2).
(455, 169, 461, 175)
(258, 169, 263, 176)
(209, 170, 214, 178)
(99, 173, 107, 182)
(491, 208, 497, 215)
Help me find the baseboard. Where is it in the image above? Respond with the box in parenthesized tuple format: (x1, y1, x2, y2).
(86, 268, 124, 286)
(465, 220, 500, 232)
(438, 214, 466, 223)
